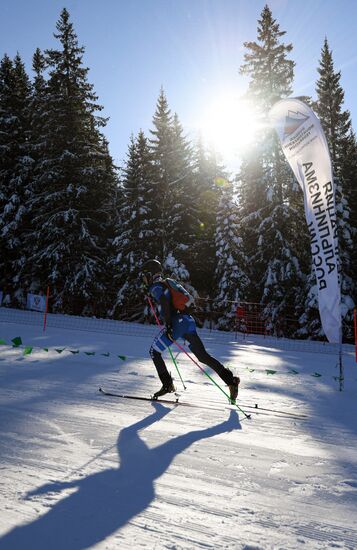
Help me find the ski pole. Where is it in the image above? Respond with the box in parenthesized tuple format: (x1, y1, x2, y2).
(169, 338, 251, 419)
(147, 297, 250, 419)
(147, 296, 186, 390)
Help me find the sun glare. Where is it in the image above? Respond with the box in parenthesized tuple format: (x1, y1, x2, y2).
(199, 96, 261, 162)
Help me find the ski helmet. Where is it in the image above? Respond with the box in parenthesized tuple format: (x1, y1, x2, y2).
(142, 259, 162, 285)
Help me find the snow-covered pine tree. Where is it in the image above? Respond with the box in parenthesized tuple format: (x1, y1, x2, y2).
(191, 137, 226, 297)
(339, 130, 357, 311)
(30, 48, 47, 150)
(0, 53, 33, 305)
(240, 5, 294, 112)
(111, 131, 156, 320)
(236, 145, 267, 302)
(170, 113, 198, 273)
(315, 40, 351, 170)
(239, 5, 308, 335)
(214, 183, 249, 330)
(312, 38, 355, 338)
(19, 48, 48, 295)
(149, 88, 196, 287)
(28, 9, 117, 315)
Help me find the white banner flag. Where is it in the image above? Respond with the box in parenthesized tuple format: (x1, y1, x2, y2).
(269, 98, 341, 343)
(26, 293, 47, 313)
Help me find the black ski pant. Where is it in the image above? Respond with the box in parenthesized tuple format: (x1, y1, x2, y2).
(150, 331, 233, 386)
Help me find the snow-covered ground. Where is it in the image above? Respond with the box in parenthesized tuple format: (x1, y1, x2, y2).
(0, 315, 356, 549)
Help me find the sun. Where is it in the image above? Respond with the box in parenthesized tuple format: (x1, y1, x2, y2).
(199, 95, 261, 160)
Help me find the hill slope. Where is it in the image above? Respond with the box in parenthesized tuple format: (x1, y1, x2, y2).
(0, 320, 356, 549)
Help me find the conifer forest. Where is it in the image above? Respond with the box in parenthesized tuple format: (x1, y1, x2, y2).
(1, 6, 356, 340)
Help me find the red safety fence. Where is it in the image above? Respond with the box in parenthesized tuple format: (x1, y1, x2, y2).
(0, 285, 354, 344)
(192, 298, 301, 339)
(235, 303, 269, 336)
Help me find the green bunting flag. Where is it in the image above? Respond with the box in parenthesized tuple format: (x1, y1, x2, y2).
(12, 337, 22, 347)
(1, 336, 128, 364)
(0, 335, 328, 382)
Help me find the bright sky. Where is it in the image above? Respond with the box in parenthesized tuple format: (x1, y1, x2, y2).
(1, 0, 357, 172)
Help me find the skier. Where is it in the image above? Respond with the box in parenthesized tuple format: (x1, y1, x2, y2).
(142, 259, 240, 401)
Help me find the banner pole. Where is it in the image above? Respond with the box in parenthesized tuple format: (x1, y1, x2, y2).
(43, 286, 50, 332)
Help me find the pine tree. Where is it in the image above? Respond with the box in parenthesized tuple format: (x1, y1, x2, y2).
(236, 146, 267, 302)
(111, 131, 156, 320)
(312, 38, 355, 338)
(214, 184, 249, 330)
(315, 39, 351, 171)
(149, 88, 174, 260)
(240, 4, 294, 204)
(28, 9, 117, 315)
(340, 131, 357, 310)
(0, 53, 32, 305)
(170, 113, 198, 273)
(191, 137, 225, 296)
(18, 48, 48, 294)
(30, 48, 48, 175)
(238, 5, 307, 335)
(240, 4, 294, 112)
(149, 88, 196, 286)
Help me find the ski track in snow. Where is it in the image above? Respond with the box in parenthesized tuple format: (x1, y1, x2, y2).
(0, 320, 356, 549)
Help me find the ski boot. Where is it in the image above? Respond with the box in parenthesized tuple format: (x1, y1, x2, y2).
(153, 380, 176, 400)
(228, 376, 240, 403)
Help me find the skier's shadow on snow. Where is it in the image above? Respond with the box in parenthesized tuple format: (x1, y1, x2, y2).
(0, 403, 241, 550)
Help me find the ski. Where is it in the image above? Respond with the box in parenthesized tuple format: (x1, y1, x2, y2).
(98, 387, 221, 410)
(238, 402, 308, 419)
(98, 388, 306, 419)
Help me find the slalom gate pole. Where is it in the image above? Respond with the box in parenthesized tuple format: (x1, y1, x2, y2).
(147, 297, 250, 419)
(147, 296, 186, 390)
